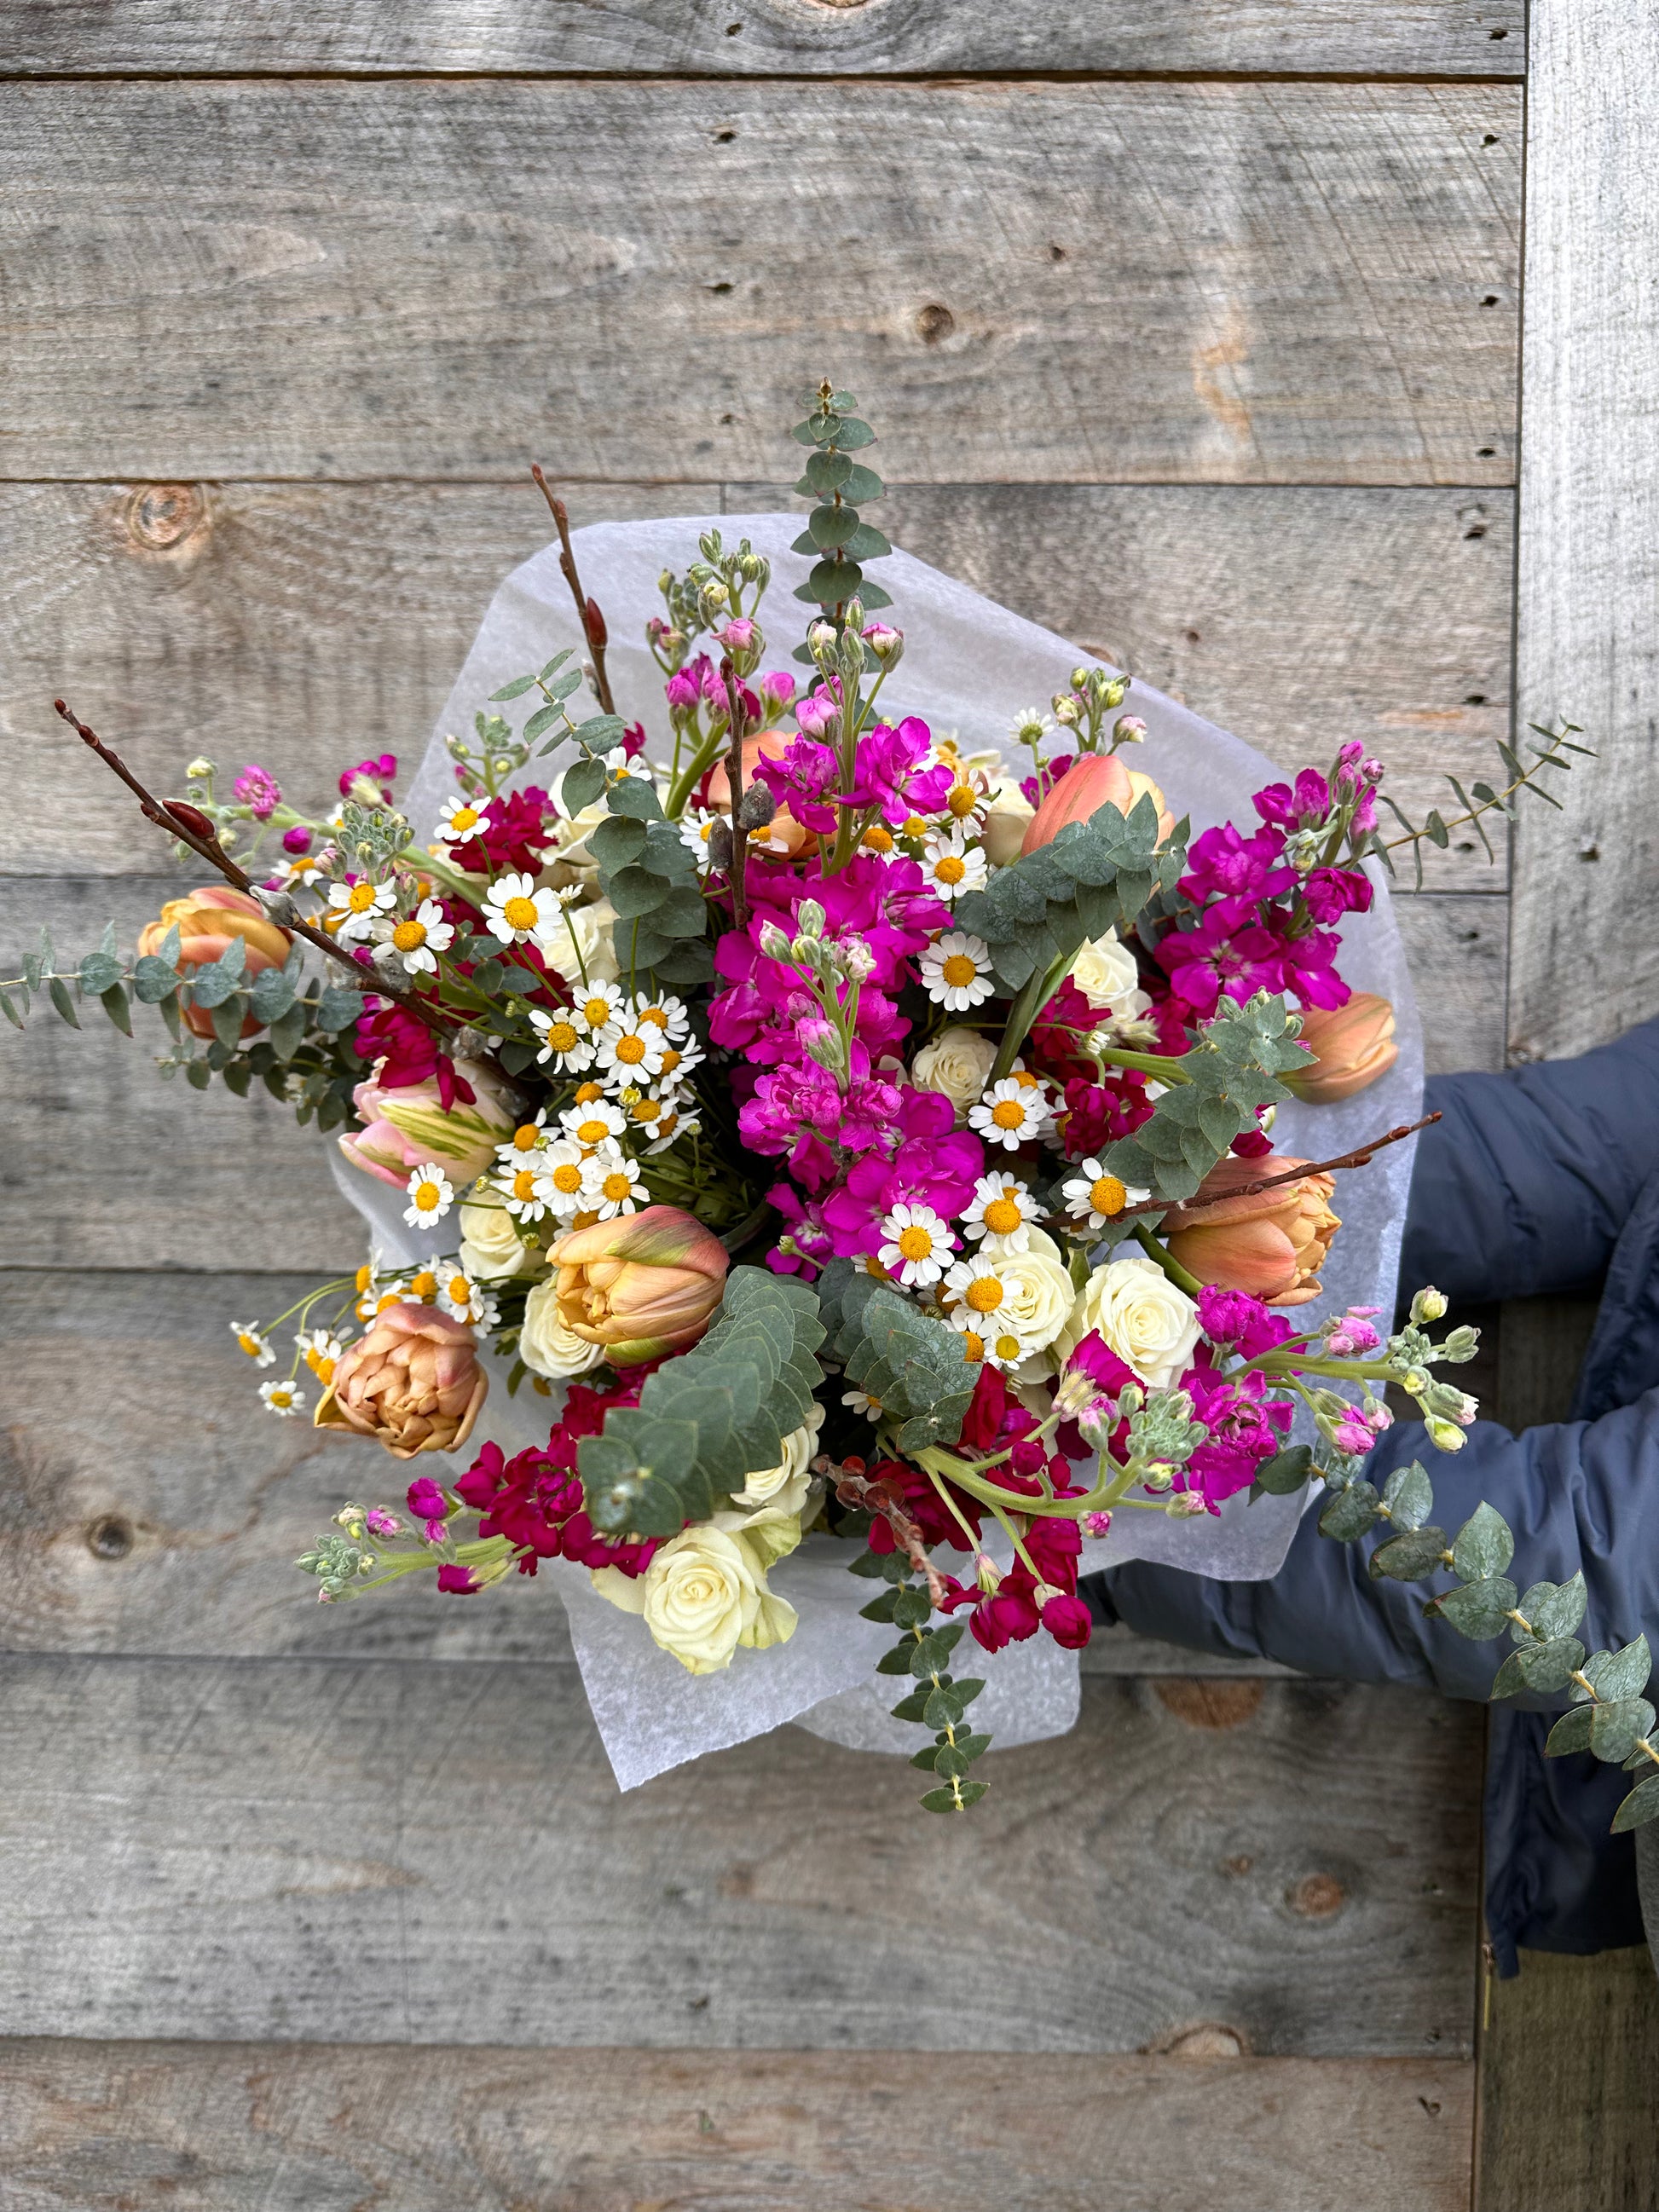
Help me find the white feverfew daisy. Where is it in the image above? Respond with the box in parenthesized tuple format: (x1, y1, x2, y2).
(326, 875, 396, 943)
(499, 1160, 555, 1222)
(595, 1014, 669, 1087)
(633, 994, 692, 1043)
(434, 793, 489, 850)
(230, 1321, 275, 1367)
(481, 870, 561, 949)
(561, 1096, 628, 1151)
(941, 1257, 1036, 1372)
(877, 1202, 953, 1289)
(295, 1327, 346, 1385)
(496, 1107, 553, 1168)
(842, 1387, 884, 1423)
(437, 1265, 498, 1329)
(535, 1139, 592, 1218)
(919, 931, 995, 1013)
(645, 1102, 699, 1154)
(679, 809, 722, 868)
(1010, 706, 1055, 748)
(583, 1141, 645, 1220)
(650, 1036, 706, 1091)
(969, 1077, 1049, 1152)
(403, 1163, 454, 1230)
(962, 1173, 1040, 1252)
(569, 980, 626, 1037)
(529, 1004, 598, 1072)
(374, 897, 454, 976)
(259, 1378, 305, 1418)
(274, 851, 328, 893)
(921, 826, 989, 905)
(1062, 1158, 1152, 1230)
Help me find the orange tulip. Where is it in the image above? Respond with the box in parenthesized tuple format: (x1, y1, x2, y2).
(1021, 753, 1175, 855)
(708, 729, 812, 855)
(137, 885, 292, 1039)
(1283, 993, 1398, 1105)
(315, 1303, 488, 1458)
(547, 1205, 730, 1366)
(1164, 1154, 1340, 1308)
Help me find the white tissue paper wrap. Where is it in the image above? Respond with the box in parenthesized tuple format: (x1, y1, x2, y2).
(339, 513, 1424, 1790)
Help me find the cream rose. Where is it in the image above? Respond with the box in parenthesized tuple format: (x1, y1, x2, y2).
(1055, 1249, 1200, 1389)
(980, 775, 1036, 866)
(1070, 928, 1152, 1027)
(548, 895, 621, 989)
(726, 1404, 825, 1515)
(910, 1025, 998, 1118)
(518, 1272, 606, 1380)
(988, 1227, 1074, 1359)
(590, 1511, 800, 1673)
(457, 1198, 546, 1282)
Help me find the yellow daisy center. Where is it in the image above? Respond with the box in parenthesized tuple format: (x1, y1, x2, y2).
(375, 1291, 402, 1313)
(512, 1123, 540, 1152)
(552, 1162, 584, 1193)
(236, 1331, 262, 1357)
(391, 917, 427, 952)
(660, 1047, 682, 1073)
(409, 1270, 437, 1301)
(313, 1356, 336, 1385)
(940, 953, 978, 988)
(355, 1263, 373, 1291)
(446, 1275, 470, 1304)
(630, 1100, 661, 1125)
(602, 1171, 633, 1202)
(347, 881, 377, 912)
(502, 895, 539, 933)
(512, 1170, 539, 1201)
(933, 853, 966, 886)
(862, 824, 894, 853)
(994, 1333, 1024, 1363)
(1090, 1174, 1129, 1217)
(545, 1021, 579, 1054)
(897, 1225, 934, 1262)
(571, 1208, 601, 1231)
(450, 806, 480, 833)
(991, 1100, 1027, 1130)
(965, 1276, 1004, 1314)
(614, 1034, 647, 1065)
(582, 998, 612, 1027)
(574, 1080, 605, 1104)
(983, 1195, 1023, 1236)
(269, 1387, 294, 1408)
(962, 1331, 986, 1362)
(864, 1256, 891, 1279)
(947, 783, 979, 819)
(575, 1118, 610, 1146)
(1013, 1069, 1040, 1089)
(902, 815, 927, 839)
(639, 1006, 668, 1029)
(414, 1181, 442, 1211)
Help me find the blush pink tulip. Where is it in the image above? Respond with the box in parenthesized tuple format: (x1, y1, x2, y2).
(136, 886, 292, 1039)
(315, 1303, 488, 1458)
(546, 1205, 730, 1366)
(1022, 754, 1175, 855)
(338, 1060, 517, 1190)
(1164, 1155, 1341, 1308)
(1282, 992, 1398, 1105)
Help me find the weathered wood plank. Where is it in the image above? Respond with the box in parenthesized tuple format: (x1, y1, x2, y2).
(0, 81, 1519, 485)
(1508, 3, 1659, 1060)
(2, 481, 1514, 887)
(1394, 892, 1508, 1073)
(0, 1268, 1285, 1678)
(1477, 1947, 1659, 2212)
(0, 1652, 1480, 2053)
(0, 2037, 1476, 2212)
(0, 0, 1528, 80)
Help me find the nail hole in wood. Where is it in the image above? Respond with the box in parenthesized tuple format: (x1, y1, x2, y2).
(708, 280, 733, 294)
(1465, 692, 1487, 705)
(1049, 243, 1067, 261)
(1481, 294, 1500, 307)
(1483, 134, 1500, 146)
(1488, 25, 1508, 36)
(915, 303, 954, 345)
(1580, 843, 1600, 862)
(725, 19, 742, 31)
(713, 129, 736, 144)
(1465, 526, 1486, 540)
(1183, 627, 1201, 644)
(1286, 1872, 1346, 1919)
(87, 1515, 134, 1561)
(1477, 446, 1496, 457)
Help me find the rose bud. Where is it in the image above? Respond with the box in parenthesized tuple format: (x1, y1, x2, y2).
(1282, 992, 1398, 1104)
(315, 1303, 488, 1459)
(137, 885, 292, 1039)
(1020, 756, 1177, 854)
(338, 1059, 517, 1190)
(1164, 1154, 1340, 1308)
(546, 1205, 729, 1366)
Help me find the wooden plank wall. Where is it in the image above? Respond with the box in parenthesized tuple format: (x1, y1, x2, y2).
(0, 4, 1532, 2206)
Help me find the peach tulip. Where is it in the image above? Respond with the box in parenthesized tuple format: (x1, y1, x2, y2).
(547, 1205, 730, 1366)
(137, 885, 292, 1039)
(1283, 993, 1398, 1105)
(315, 1303, 488, 1458)
(708, 730, 812, 855)
(1164, 1154, 1340, 1308)
(1021, 754, 1175, 855)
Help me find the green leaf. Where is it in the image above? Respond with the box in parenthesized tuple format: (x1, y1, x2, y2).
(222, 1058, 251, 1098)
(607, 777, 664, 822)
(1369, 1525, 1449, 1583)
(561, 756, 608, 811)
(1591, 1697, 1656, 1764)
(269, 1002, 306, 1061)
(489, 673, 538, 701)
(1545, 1706, 1596, 1759)
(0, 985, 22, 1029)
(573, 713, 627, 755)
(1431, 1574, 1516, 1641)
(804, 449, 852, 492)
(1452, 1502, 1514, 1583)
(1574, 1636, 1651, 1705)
(1381, 1461, 1434, 1532)
(1491, 1637, 1586, 1699)
(249, 966, 297, 1023)
(606, 866, 670, 921)
(1514, 1574, 1587, 1643)
(315, 986, 365, 1034)
(1254, 1444, 1313, 1495)
(48, 976, 80, 1028)
(99, 981, 132, 1036)
(1318, 1481, 1379, 1542)
(1610, 1775, 1659, 1833)
(210, 993, 248, 1049)
(590, 816, 649, 870)
(132, 954, 184, 1004)
(841, 523, 892, 563)
(523, 701, 564, 743)
(920, 1779, 988, 1813)
(77, 950, 123, 996)
(187, 935, 248, 1007)
(185, 1058, 211, 1090)
(807, 504, 860, 551)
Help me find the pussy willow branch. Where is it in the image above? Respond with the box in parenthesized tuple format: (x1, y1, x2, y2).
(1113, 1112, 1441, 1221)
(529, 465, 616, 717)
(54, 701, 459, 1042)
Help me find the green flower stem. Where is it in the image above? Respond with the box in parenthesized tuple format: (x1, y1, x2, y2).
(915, 1442, 1120, 1524)
(352, 1533, 514, 1595)
(989, 946, 1081, 1087)
(1093, 1046, 1192, 1085)
(924, 1465, 987, 1557)
(1131, 1222, 1203, 1296)
(979, 1493, 1045, 1585)
(665, 724, 730, 820)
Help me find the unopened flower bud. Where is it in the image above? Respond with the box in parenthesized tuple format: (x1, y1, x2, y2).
(796, 899, 827, 939)
(1081, 1510, 1113, 1539)
(737, 783, 776, 831)
(807, 621, 838, 666)
(1402, 1367, 1431, 1397)
(1052, 694, 1083, 726)
(839, 939, 876, 980)
(1142, 1464, 1174, 1493)
(798, 1016, 844, 1072)
(700, 580, 729, 613)
(791, 935, 824, 968)
(861, 621, 904, 665)
(1070, 667, 1091, 694)
(836, 627, 866, 677)
(1113, 715, 1147, 747)
(1442, 1325, 1479, 1363)
(1102, 676, 1130, 710)
(186, 755, 217, 781)
(1165, 1490, 1208, 1516)
(658, 568, 675, 596)
(1411, 1287, 1448, 1325)
(1425, 1417, 1466, 1453)
(975, 1554, 1002, 1595)
(758, 921, 794, 962)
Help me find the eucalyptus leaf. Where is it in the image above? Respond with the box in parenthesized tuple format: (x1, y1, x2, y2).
(1431, 1574, 1516, 1641)
(1453, 1502, 1515, 1583)
(1610, 1775, 1659, 1833)
(1591, 1697, 1656, 1764)
(1491, 1637, 1586, 1699)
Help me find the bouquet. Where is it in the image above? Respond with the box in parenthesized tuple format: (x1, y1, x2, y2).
(16, 385, 1656, 1833)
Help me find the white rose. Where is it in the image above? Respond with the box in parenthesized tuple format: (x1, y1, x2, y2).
(910, 1026, 998, 1118)
(547, 896, 621, 988)
(1054, 1249, 1200, 1390)
(987, 1226, 1074, 1357)
(458, 1199, 546, 1282)
(590, 1518, 798, 1673)
(981, 775, 1035, 866)
(518, 1273, 605, 1379)
(726, 1404, 825, 1515)
(1070, 928, 1152, 1025)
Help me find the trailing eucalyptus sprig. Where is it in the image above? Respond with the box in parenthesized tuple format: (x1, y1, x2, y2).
(789, 380, 893, 644)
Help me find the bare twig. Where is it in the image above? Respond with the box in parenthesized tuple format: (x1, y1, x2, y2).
(54, 700, 459, 1041)
(720, 656, 749, 927)
(529, 465, 616, 716)
(1116, 1111, 1442, 1221)
(825, 1461, 948, 1607)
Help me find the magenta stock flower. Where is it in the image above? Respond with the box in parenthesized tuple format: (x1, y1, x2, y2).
(1178, 1363, 1293, 1509)
(436, 1563, 480, 1594)
(795, 679, 841, 740)
(281, 824, 313, 855)
(1155, 899, 1284, 1017)
(1195, 1285, 1294, 1359)
(234, 764, 282, 820)
(758, 670, 797, 715)
(339, 753, 397, 804)
(1300, 867, 1373, 925)
(844, 717, 953, 825)
(1254, 769, 1331, 833)
(1180, 822, 1294, 904)
(1274, 924, 1350, 1011)
(752, 736, 842, 836)
(1325, 1306, 1383, 1358)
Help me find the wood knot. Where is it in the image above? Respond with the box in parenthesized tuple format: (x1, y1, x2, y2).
(1154, 1678, 1263, 1730)
(1286, 1872, 1346, 1919)
(124, 482, 211, 555)
(85, 1514, 135, 1561)
(1159, 2024, 1245, 2060)
(915, 303, 955, 346)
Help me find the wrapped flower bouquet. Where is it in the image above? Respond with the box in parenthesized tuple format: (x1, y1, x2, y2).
(16, 386, 1656, 1830)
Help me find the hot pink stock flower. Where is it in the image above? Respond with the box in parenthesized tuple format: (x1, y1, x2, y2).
(340, 753, 397, 803)
(234, 764, 282, 819)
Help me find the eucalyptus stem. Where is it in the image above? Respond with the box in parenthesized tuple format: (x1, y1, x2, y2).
(1131, 1222, 1203, 1295)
